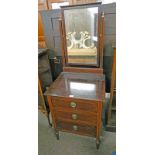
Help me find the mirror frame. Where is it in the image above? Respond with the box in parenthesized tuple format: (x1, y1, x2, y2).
(60, 2, 103, 68)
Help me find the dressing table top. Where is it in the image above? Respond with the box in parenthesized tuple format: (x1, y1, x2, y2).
(44, 72, 105, 101)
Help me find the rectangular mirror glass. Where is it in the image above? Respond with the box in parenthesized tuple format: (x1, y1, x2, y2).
(64, 7, 98, 65)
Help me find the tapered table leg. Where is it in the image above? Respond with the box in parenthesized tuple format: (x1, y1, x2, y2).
(55, 131, 59, 140)
(96, 139, 100, 149)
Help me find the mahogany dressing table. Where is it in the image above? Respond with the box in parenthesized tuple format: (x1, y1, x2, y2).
(44, 2, 105, 149)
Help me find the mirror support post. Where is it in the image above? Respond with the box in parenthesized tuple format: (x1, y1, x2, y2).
(59, 17, 65, 67)
(100, 13, 104, 68)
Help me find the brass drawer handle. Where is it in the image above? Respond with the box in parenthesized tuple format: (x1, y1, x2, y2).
(72, 114, 78, 120)
(73, 125, 78, 131)
(70, 102, 76, 108)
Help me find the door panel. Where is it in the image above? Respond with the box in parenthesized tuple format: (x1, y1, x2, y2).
(41, 9, 61, 55)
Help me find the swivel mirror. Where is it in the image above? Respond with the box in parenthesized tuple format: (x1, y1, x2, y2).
(60, 3, 104, 68)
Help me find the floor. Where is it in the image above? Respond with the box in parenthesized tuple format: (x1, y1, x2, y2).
(38, 111, 116, 155)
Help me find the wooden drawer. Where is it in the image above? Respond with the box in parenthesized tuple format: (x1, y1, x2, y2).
(56, 121, 96, 137)
(52, 97, 98, 112)
(55, 110, 97, 126)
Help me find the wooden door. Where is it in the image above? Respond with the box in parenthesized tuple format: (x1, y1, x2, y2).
(41, 9, 61, 55)
(41, 9, 63, 79)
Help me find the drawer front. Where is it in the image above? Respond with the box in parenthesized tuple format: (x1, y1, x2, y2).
(52, 97, 98, 112)
(55, 110, 97, 125)
(57, 121, 96, 137)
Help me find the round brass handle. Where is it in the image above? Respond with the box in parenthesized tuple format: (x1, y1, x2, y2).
(72, 114, 78, 120)
(73, 125, 78, 131)
(70, 102, 76, 108)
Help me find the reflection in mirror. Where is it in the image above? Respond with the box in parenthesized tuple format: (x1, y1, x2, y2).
(69, 81, 97, 98)
(64, 7, 98, 65)
(70, 82, 96, 91)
